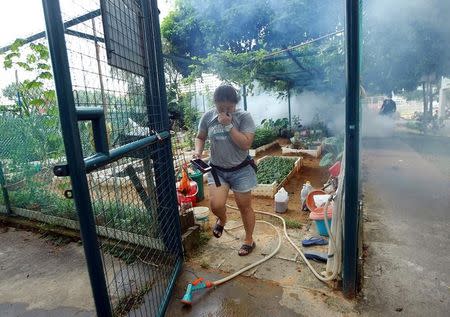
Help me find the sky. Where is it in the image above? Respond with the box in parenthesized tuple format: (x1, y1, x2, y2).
(0, 0, 174, 102)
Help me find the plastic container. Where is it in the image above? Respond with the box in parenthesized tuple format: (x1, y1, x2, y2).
(274, 187, 289, 213)
(189, 169, 204, 202)
(192, 206, 210, 230)
(300, 181, 313, 211)
(309, 197, 333, 237)
(328, 161, 341, 177)
(176, 180, 198, 207)
(306, 190, 333, 213)
(313, 218, 332, 236)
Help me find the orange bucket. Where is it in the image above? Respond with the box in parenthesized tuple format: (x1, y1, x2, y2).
(306, 190, 333, 213)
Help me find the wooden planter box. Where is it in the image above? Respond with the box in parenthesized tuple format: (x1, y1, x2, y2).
(281, 142, 324, 158)
(249, 140, 279, 157)
(228, 155, 302, 198)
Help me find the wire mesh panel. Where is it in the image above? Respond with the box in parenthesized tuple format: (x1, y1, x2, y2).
(43, 0, 183, 315)
(0, 105, 77, 225)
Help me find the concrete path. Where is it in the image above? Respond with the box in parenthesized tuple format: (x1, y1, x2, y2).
(0, 227, 95, 317)
(166, 216, 357, 316)
(359, 132, 450, 316)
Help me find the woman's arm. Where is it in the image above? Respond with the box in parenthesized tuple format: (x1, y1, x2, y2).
(218, 112, 255, 150)
(193, 130, 207, 159)
(229, 129, 254, 150)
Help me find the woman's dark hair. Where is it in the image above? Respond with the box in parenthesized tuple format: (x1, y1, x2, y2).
(213, 85, 240, 104)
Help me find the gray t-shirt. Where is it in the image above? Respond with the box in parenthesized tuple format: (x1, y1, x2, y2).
(198, 109, 256, 168)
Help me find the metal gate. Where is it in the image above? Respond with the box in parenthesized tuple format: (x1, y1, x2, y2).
(42, 0, 182, 315)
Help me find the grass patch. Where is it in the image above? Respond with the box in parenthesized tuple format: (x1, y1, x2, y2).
(284, 219, 302, 229)
(197, 231, 211, 247)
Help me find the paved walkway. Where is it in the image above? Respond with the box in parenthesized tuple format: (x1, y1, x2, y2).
(359, 132, 450, 316)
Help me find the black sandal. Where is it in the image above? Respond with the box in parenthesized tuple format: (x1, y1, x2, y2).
(238, 242, 256, 256)
(212, 219, 224, 238)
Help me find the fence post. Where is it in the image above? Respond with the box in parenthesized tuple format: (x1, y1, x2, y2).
(343, 0, 361, 298)
(140, 0, 183, 255)
(41, 0, 112, 315)
(0, 161, 12, 214)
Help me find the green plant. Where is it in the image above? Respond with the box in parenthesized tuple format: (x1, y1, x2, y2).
(6, 181, 76, 219)
(285, 219, 302, 229)
(197, 231, 211, 247)
(406, 111, 445, 134)
(320, 136, 344, 167)
(1, 39, 65, 167)
(2, 39, 56, 117)
(251, 119, 279, 148)
(257, 157, 296, 184)
(92, 201, 154, 236)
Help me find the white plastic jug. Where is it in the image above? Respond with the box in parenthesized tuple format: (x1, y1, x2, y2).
(300, 181, 312, 211)
(274, 187, 289, 213)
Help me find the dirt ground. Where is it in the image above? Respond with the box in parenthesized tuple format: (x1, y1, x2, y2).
(166, 141, 358, 316)
(195, 138, 330, 226)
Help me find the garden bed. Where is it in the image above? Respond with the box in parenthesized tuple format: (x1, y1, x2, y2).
(0, 205, 165, 250)
(281, 142, 324, 158)
(229, 155, 302, 198)
(249, 139, 279, 157)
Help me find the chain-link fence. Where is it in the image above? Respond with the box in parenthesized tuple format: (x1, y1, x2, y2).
(1, 0, 186, 315)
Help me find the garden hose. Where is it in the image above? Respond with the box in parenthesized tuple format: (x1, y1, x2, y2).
(213, 219, 281, 286)
(181, 200, 342, 305)
(225, 206, 340, 282)
(182, 153, 346, 305)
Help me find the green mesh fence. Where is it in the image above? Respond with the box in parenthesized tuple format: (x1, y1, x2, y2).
(1, 0, 186, 314)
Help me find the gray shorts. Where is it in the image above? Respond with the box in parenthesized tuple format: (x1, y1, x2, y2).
(207, 165, 257, 193)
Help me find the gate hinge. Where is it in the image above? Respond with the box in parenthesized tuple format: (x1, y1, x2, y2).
(54, 164, 70, 177)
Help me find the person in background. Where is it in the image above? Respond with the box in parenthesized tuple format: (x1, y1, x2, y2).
(379, 93, 397, 116)
(193, 84, 258, 256)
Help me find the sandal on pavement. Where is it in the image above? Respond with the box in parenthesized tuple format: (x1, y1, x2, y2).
(212, 219, 224, 238)
(238, 242, 256, 256)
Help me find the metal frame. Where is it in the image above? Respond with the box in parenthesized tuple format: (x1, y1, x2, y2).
(4, 0, 361, 305)
(343, 0, 361, 298)
(0, 161, 11, 214)
(42, 0, 183, 315)
(42, 1, 112, 315)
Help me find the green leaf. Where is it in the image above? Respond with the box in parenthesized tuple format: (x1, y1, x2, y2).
(31, 43, 49, 60)
(38, 71, 53, 80)
(10, 39, 25, 52)
(29, 98, 45, 106)
(4, 52, 20, 60)
(319, 152, 335, 167)
(3, 59, 13, 69)
(25, 81, 44, 90)
(17, 62, 33, 71)
(27, 54, 37, 64)
(43, 90, 56, 101)
(37, 63, 51, 70)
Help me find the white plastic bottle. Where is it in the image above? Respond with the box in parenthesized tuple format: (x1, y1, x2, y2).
(300, 181, 312, 211)
(274, 187, 289, 213)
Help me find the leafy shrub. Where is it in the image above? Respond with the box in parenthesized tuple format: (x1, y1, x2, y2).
(252, 126, 278, 149)
(320, 136, 344, 167)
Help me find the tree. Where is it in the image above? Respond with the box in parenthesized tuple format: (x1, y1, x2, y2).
(161, 0, 344, 94)
(2, 39, 56, 116)
(362, 0, 450, 115)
